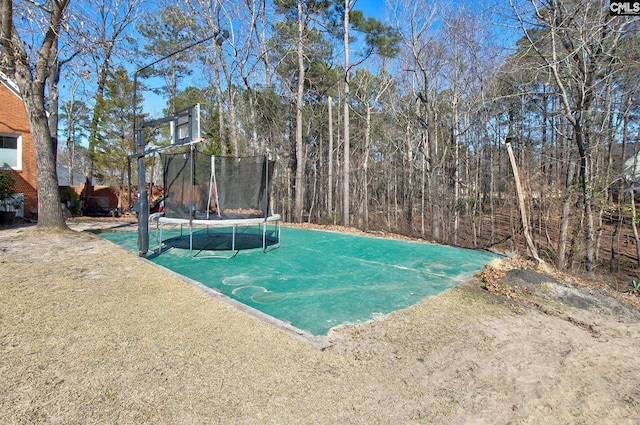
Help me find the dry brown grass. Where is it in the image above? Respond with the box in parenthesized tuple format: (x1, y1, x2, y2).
(1, 221, 639, 424)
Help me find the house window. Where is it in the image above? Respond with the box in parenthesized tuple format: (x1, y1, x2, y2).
(0, 134, 21, 170)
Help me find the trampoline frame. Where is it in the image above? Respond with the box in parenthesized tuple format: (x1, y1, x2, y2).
(151, 214, 281, 259)
(133, 104, 282, 258)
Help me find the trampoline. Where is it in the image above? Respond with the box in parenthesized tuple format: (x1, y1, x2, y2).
(151, 147, 281, 258)
(131, 103, 280, 258)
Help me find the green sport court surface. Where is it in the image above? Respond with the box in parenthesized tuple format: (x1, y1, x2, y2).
(101, 226, 497, 337)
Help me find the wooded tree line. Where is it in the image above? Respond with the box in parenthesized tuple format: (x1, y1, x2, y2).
(1, 0, 639, 276)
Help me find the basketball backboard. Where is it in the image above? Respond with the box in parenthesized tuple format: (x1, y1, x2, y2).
(170, 103, 201, 145)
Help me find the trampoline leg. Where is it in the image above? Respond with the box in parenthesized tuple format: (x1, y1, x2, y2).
(263, 220, 281, 253)
(189, 224, 194, 257)
(158, 224, 163, 253)
(232, 224, 236, 253)
(191, 225, 238, 259)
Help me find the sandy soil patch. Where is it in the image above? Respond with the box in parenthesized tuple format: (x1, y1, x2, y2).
(1, 221, 639, 424)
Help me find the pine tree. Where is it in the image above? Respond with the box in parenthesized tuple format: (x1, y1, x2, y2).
(94, 68, 138, 208)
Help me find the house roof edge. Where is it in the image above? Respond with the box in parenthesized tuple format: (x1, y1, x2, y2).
(0, 72, 22, 99)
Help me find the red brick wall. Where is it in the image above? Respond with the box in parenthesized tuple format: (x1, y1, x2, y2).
(0, 80, 37, 216)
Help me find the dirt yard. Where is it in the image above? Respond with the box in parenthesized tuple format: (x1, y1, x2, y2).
(1, 219, 639, 424)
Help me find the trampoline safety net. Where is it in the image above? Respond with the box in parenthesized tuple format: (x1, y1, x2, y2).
(161, 150, 275, 220)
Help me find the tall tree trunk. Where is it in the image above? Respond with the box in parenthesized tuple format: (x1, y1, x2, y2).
(406, 129, 414, 233)
(557, 161, 576, 270)
(575, 119, 596, 271)
(23, 89, 65, 228)
(317, 131, 323, 221)
(328, 96, 334, 218)
(67, 137, 74, 186)
(453, 127, 459, 245)
(87, 41, 116, 183)
(428, 108, 440, 241)
(342, 0, 351, 227)
(213, 60, 227, 153)
(489, 133, 496, 245)
(293, 0, 305, 222)
(362, 106, 371, 231)
(420, 150, 426, 237)
(216, 49, 239, 155)
(226, 86, 240, 155)
(629, 181, 640, 267)
(48, 39, 59, 163)
(260, 0, 272, 88)
(248, 93, 260, 152)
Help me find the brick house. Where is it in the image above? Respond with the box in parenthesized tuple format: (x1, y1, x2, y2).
(0, 73, 37, 217)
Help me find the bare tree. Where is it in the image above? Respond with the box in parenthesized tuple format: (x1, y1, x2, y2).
(0, 0, 71, 228)
(77, 0, 141, 183)
(511, 0, 639, 271)
(351, 67, 393, 231)
(391, 0, 444, 239)
(59, 78, 90, 186)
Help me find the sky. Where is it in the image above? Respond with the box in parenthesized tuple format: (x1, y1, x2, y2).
(357, 0, 386, 19)
(130, 0, 519, 124)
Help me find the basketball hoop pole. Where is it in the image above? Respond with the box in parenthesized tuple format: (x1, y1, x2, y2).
(132, 31, 228, 257)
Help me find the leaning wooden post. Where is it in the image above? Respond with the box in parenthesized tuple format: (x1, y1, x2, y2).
(505, 139, 542, 264)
